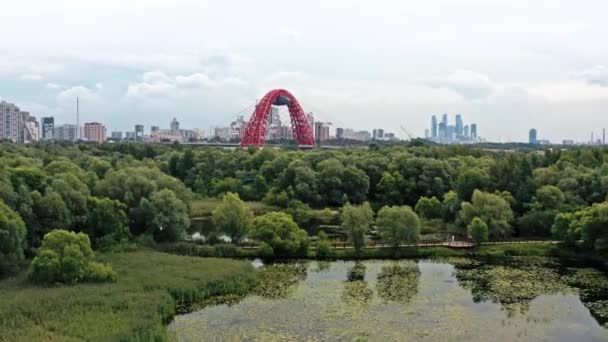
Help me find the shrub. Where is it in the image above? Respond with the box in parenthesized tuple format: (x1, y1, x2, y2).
(28, 229, 116, 284)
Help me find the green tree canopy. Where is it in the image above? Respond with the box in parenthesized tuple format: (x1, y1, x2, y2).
(85, 197, 130, 248)
(414, 196, 442, 219)
(341, 202, 374, 253)
(250, 212, 309, 256)
(212, 192, 254, 243)
(459, 190, 514, 238)
(28, 229, 116, 284)
(0, 199, 27, 276)
(148, 189, 190, 242)
(376, 205, 420, 248)
(468, 217, 489, 246)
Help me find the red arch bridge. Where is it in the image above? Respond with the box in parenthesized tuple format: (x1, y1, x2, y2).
(240, 89, 315, 148)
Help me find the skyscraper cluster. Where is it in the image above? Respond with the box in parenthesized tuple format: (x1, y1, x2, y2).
(428, 113, 478, 144)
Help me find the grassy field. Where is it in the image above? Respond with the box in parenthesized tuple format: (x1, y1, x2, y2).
(0, 251, 257, 341)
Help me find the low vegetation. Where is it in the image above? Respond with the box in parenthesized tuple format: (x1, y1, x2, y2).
(0, 250, 257, 341)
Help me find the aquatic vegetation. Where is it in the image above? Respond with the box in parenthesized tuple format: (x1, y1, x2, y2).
(342, 281, 373, 305)
(455, 263, 573, 315)
(254, 262, 308, 299)
(376, 261, 420, 303)
(170, 259, 608, 341)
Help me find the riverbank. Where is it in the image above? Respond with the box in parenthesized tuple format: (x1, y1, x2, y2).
(160, 241, 576, 260)
(0, 250, 257, 341)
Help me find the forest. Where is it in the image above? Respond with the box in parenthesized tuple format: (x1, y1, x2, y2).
(2, 141, 608, 277)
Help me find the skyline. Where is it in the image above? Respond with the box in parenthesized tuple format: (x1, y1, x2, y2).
(2, 1, 608, 142)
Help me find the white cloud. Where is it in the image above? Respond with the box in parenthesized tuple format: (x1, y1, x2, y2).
(45, 83, 62, 89)
(20, 74, 43, 81)
(577, 65, 608, 87)
(428, 70, 495, 100)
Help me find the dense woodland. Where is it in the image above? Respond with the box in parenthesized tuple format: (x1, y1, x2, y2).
(2, 141, 608, 277)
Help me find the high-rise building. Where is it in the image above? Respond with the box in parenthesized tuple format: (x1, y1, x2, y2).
(53, 124, 77, 142)
(463, 125, 470, 138)
(438, 122, 446, 139)
(336, 127, 344, 139)
(470, 124, 477, 140)
(441, 113, 448, 135)
(151, 126, 160, 133)
(0, 101, 21, 142)
(424, 129, 430, 139)
(135, 124, 144, 142)
(170, 118, 180, 135)
(125, 132, 136, 140)
(529, 128, 538, 144)
(431, 115, 438, 138)
(82, 122, 106, 144)
(24, 115, 39, 142)
(447, 125, 455, 141)
(455, 114, 463, 136)
(111, 131, 123, 140)
(41, 117, 54, 140)
(315, 122, 330, 142)
(306, 113, 315, 139)
(372, 129, 385, 140)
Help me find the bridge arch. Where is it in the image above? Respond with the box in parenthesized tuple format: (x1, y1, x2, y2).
(241, 89, 315, 147)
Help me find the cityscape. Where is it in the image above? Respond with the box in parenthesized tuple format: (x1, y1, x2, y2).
(3, 97, 608, 146)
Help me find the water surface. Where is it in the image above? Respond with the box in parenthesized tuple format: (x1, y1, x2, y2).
(170, 258, 608, 341)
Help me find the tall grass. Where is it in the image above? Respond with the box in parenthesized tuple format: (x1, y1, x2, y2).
(0, 251, 257, 341)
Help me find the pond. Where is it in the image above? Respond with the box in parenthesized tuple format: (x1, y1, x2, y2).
(169, 258, 608, 341)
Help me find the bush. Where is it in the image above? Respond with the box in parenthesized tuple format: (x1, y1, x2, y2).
(28, 229, 116, 284)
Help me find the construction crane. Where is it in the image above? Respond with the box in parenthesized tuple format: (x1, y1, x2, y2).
(400, 125, 414, 140)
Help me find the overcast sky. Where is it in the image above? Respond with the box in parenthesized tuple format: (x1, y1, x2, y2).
(2, 0, 608, 142)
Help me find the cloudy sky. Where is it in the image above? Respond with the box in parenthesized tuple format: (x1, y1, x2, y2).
(2, 0, 608, 142)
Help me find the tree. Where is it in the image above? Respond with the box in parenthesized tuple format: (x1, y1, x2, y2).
(414, 196, 442, 219)
(28, 229, 116, 284)
(316, 231, 333, 258)
(442, 191, 461, 222)
(376, 205, 420, 248)
(468, 217, 488, 246)
(456, 168, 490, 201)
(212, 192, 253, 244)
(148, 189, 190, 242)
(286, 200, 313, 227)
(459, 190, 514, 238)
(85, 197, 130, 248)
(250, 212, 309, 256)
(534, 185, 565, 210)
(0, 199, 27, 276)
(551, 212, 580, 245)
(340, 202, 374, 253)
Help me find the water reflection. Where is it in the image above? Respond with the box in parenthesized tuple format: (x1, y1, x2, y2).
(170, 259, 608, 341)
(347, 261, 366, 282)
(453, 258, 572, 316)
(376, 261, 420, 304)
